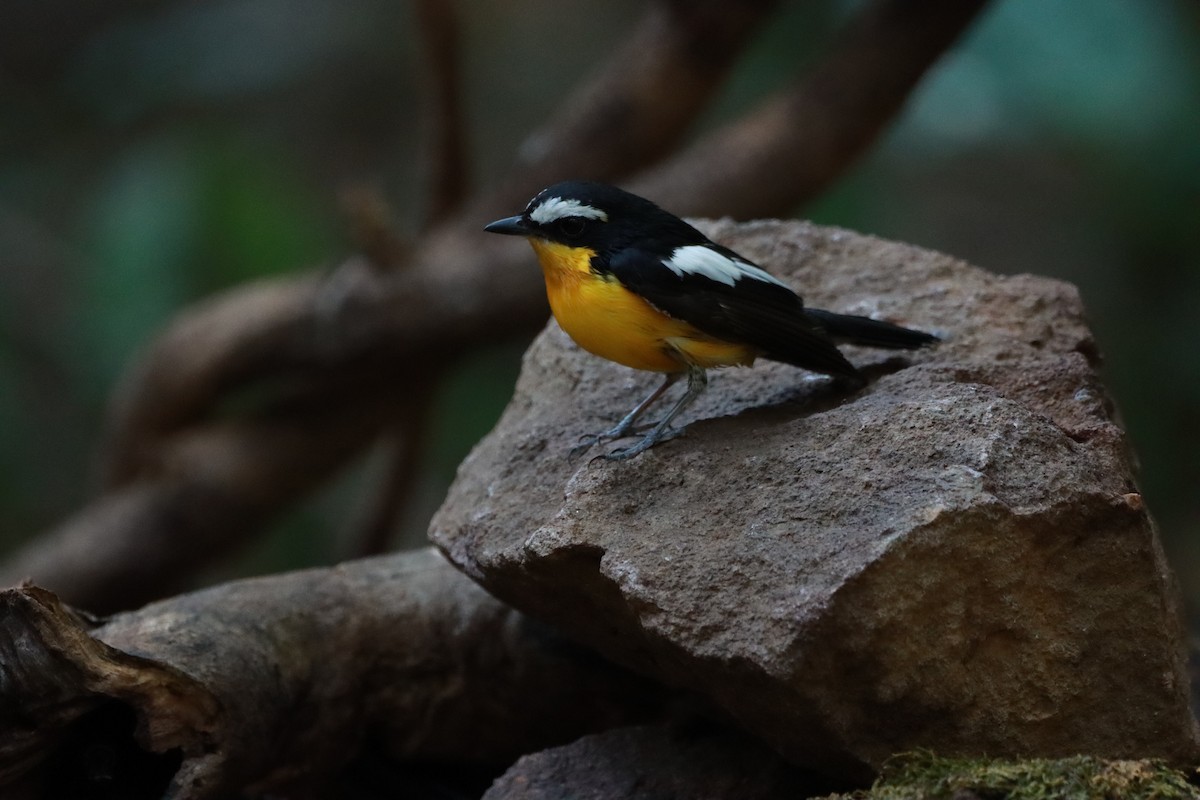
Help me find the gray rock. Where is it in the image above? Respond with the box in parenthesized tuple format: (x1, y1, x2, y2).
(430, 219, 1198, 780)
(483, 724, 817, 800)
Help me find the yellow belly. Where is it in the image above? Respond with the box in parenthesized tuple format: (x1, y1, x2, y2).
(531, 239, 758, 373)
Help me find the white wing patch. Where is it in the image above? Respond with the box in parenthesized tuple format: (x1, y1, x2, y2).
(529, 196, 609, 225)
(664, 245, 791, 289)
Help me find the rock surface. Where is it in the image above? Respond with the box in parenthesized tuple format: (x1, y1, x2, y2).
(430, 219, 1198, 779)
(483, 724, 817, 800)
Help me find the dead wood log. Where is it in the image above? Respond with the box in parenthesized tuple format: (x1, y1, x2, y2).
(0, 547, 670, 799)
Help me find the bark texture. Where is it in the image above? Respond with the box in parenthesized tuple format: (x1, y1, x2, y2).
(0, 548, 671, 799)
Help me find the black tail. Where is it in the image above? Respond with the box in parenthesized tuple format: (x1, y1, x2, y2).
(805, 308, 939, 350)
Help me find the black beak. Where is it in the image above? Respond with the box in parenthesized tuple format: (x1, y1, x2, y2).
(483, 215, 529, 236)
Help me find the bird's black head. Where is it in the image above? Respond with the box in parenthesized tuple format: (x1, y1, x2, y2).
(483, 181, 706, 257)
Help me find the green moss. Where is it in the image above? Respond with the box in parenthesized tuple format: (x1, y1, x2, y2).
(821, 751, 1199, 800)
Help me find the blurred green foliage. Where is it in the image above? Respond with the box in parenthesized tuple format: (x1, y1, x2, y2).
(1, 1, 1197, 604)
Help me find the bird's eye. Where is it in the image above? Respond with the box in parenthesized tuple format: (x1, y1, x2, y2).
(556, 217, 587, 237)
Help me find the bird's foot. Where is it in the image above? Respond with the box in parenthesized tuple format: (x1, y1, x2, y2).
(600, 425, 684, 461)
(568, 422, 655, 460)
(568, 435, 606, 460)
(569, 431, 623, 460)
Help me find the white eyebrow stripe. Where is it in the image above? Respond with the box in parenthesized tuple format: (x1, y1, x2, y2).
(663, 245, 791, 289)
(529, 197, 609, 224)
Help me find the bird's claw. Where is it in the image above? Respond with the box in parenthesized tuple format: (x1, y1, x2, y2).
(568, 422, 656, 460)
(599, 426, 684, 461)
(568, 436, 603, 460)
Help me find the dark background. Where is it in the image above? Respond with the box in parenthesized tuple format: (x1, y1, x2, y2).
(2, 1, 1197, 606)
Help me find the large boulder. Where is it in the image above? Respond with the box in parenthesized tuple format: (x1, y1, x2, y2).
(430, 219, 1198, 780)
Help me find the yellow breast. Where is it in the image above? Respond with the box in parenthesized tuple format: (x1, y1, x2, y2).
(529, 239, 758, 373)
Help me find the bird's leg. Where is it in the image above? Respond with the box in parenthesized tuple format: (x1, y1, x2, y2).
(604, 366, 707, 461)
(569, 373, 680, 459)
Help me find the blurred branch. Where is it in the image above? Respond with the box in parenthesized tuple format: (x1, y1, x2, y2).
(0, 548, 669, 798)
(472, 0, 781, 218)
(339, 184, 409, 270)
(635, 0, 991, 217)
(415, 0, 468, 226)
(344, 380, 439, 557)
(1, 0, 988, 612)
(1, 363, 416, 611)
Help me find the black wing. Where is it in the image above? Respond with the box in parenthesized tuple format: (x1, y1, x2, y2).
(606, 246, 859, 378)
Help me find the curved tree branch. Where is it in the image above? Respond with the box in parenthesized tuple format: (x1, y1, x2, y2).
(472, 0, 782, 218)
(2, 364, 416, 611)
(415, 0, 468, 226)
(0, 548, 671, 799)
(343, 380, 440, 558)
(634, 0, 990, 217)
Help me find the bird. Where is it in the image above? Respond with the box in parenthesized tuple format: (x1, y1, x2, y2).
(484, 181, 938, 461)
